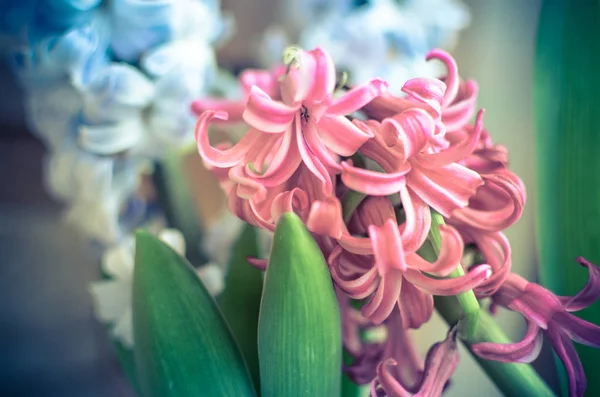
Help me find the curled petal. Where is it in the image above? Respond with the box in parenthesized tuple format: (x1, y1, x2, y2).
(341, 161, 410, 196)
(398, 282, 434, 329)
(373, 326, 459, 397)
(362, 270, 403, 324)
(318, 115, 374, 156)
(239, 67, 283, 96)
(328, 78, 389, 116)
(195, 111, 259, 168)
(329, 247, 379, 299)
(405, 225, 463, 277)
(296, 115, 333, 195)
(243, 86, 296, 133)
(345, 342, 385, 385)
(547, 328, 587, 397)
(426, 49, 459, 107)
(245, 128, 303, 187)
(561, 257, 600, 311)
(307, 47, 336, 103)
(554, 312, 600, 348)
(401, 77, 446, 116)
(451, 172, 525, 232)
(307, 197, 346, 239)
(470, 231, 512, 297)
(191, 99, 245, 120)
(406, 163, 483, 217)
(443, 81, 479, 133)
(398, 186, 431, 253)
(404, 265, 491, 296)
(271, 188, 310, 224)
(418, 109, 485, 168)
(303, 119, 341, 172)
(472, 319, 543, 363)
(357, 196, 396, 229)
(370, 219, 408, 275)
(382, 108, 436, 159)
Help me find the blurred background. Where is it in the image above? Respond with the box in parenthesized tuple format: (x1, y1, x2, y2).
(0, 0, 553, 396)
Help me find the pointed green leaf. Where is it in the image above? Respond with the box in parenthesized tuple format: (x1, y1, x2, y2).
(133, 230, 256, 397)
(258, 212, 342, 397)
(112, 341, 140, 394)
(535, 1, 600, 394)
(218, 224, 264, 391)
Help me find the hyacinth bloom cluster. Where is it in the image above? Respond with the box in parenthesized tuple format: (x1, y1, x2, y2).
(194, 45, 600, 396)
(4, 0, 230, 244)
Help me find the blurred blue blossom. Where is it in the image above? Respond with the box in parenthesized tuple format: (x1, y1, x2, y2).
(4, 0, 232, 245)
(262, 0, 469, 91)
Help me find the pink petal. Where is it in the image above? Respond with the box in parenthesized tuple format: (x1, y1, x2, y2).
(362, 270, 403, 324)
(406, 163, 483, 217)
(554, 312, 600, 348)
(451, 172, 525, 232)
(341, 161, 410, 196)
(240, 67, 284, 97)
(280, 52, 317, 106)
(317, 114, 374, 157)
(442, 80, 479, 133)
(356, 196, 395, 229)
(306, 197, 346, 239)
(191, 99, 245, 120)
(561, 257, 600, 312)
(303, 118, 342, 172)
(328, 78, 389, 116)
(247, 257, 268, 270)
(472, 319, 543, 363)
(469, 231, 512, 298)
(195, 110, 260, 168)
(243, 86, 297, 133)
(401, 77, 445, 116)
(369, 219, 408, 275)
(426, 49, 459, 107)
(404, 265, 491, 296)
(546, 328, 587, 397)
(245, 127, 303, 187)
(228, 165, 268, 202)
(296, 115, 333, 196)
(398, 186, 431, 253)
(306, 47, 336, 103)
(398, 281, 434, 329)
(330, 249, 380, 299)
(271, 188, 310, 224)
(382, 108, 436, 159)
(418, 109, 485, 168)
(405, 225, 463, 276)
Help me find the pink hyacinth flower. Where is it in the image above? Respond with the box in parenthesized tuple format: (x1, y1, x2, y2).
(195, 47, 387, 229)
(309, 196, 491, 324)
(371, 325, 459, 397)
(472, 257, 600, 397)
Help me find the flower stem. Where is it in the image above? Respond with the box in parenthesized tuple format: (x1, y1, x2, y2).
(424, 213, 555, 396)
(427, 211, 480, 339)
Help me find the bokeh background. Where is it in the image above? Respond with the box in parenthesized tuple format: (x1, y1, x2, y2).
(0, 0, 556, 396)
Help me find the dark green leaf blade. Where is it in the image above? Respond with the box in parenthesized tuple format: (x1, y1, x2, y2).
(217, 224, 264, 391)
(133, 230, 256, 397)
(258, 212, 342, 397)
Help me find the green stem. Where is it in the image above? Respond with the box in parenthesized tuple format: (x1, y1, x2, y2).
(427, 211, 480, 339)
(424, 214, 554, 396)
(434, 295, 555, 397)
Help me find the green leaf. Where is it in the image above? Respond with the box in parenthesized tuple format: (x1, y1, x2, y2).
(112, 341, 140, 394)
(132, 230, 256, 397)
(218, 224, 264, 391)
(534, 1, 600, 394)
(258, 213, 342, 397)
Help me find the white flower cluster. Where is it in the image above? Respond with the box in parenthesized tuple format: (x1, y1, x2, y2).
(262, 0, 470, 92)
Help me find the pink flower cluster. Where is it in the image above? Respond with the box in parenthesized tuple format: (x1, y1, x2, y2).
(193, 47, 600, 396)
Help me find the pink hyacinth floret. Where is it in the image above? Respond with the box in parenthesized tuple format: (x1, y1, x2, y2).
(193, 46, 600, 397)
